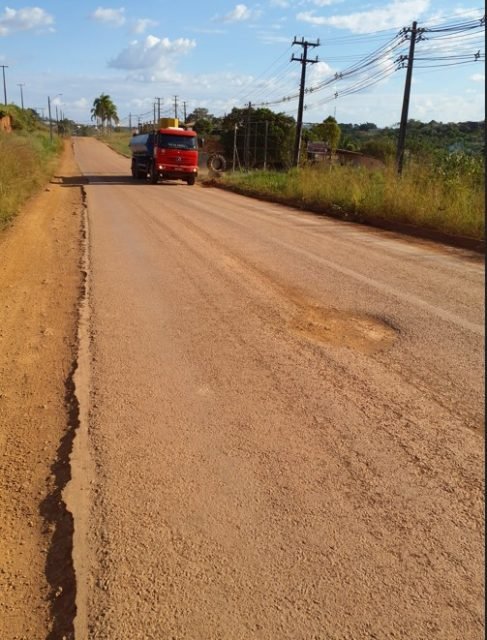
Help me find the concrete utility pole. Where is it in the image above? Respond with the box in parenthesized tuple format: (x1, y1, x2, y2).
(173, 95, 178, 120)
(244, 102, 252, 170)
(183, 101, 187, 123)
(291, 38, 320, 167)
(232, 123, 238, 172)
(17, 83, 25, 109)
(396, 22, 419, 175)
(0, 65, 8, 105)
(155, 97, 162, 123)
(263, 120, 269, 170)
(47, 93, 62, 142)
(47, 96, 52, 141)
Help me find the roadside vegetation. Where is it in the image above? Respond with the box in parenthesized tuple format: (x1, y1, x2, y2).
(96, 130, 132, 157)
(0, 105, 63, 229)
(219, 153, 484, 240)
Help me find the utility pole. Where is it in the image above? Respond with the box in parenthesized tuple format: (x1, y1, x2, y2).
(17, 83, 25, 109)
(232, 123, 238, 172)
(183, 101, 187, 123)
(48, 96, 53, 141)
(263, 121, 269, 171)
(396, 21, 419, 175)
(291, 38, 319, 167)
(155, 97, 162, 123)
(129, 113, 132, 130)
(0, 65, 8, 104)
(244, 102, 252, 170)
(173, 95, 178, 120)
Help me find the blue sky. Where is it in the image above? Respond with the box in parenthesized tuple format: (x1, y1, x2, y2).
(0, 1, 484, 127)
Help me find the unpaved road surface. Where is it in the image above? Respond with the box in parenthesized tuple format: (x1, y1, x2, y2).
(75, 138, 484, 639)
(1, 138, 484, 639)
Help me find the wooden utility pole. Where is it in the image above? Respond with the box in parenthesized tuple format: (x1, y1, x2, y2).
(396, 22, 419, 175)
(291, 38, 319, 167)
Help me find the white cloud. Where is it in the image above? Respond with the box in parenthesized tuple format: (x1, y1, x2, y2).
(412, 91, 484, 122)
(310, 0, 341, 6)
(0, 6, 54, 36)
(132, 18, 158, 35)
(90, 7, 126, 27)
(217, 4, 261, 23)
(470, 73, 485, 82)
(297, 0, 430, 33)
(109, 35, 196, 83)
(73, 97, 89, 109)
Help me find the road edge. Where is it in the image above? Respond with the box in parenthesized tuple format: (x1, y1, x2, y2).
(63, 183, 94, 640)
(203, 180, 485, 255)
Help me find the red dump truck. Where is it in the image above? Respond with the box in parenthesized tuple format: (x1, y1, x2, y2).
(129, 118, 198, 185)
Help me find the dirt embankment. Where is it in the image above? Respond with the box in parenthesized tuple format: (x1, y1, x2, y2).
(0, 141, 84, 639)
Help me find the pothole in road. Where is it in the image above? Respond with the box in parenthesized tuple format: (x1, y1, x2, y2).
(290, 306, 398, 354)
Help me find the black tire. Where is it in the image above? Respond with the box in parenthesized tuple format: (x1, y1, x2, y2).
(207, 154, 226, 172)
(148, 163, 158, 184)
(186, 175, 196, 186)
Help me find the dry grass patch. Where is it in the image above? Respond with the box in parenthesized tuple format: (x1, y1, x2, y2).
(0, 132, 62, 228)
(221, 159, 484, 240)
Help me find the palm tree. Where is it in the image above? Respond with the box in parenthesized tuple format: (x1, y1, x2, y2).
(91, 94, 119, 131)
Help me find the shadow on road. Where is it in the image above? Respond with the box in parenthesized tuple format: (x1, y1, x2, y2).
(56, 175, 190, 187)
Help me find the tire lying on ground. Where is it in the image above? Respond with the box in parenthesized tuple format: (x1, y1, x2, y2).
(207, 154, 227, 172)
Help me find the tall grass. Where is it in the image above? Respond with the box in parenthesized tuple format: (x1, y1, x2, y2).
(221, 156, 485, 239)
(97, 130, 131, 158)
(0, 131, 62, 228)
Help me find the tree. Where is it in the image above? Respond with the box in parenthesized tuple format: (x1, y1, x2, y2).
(91, 94, 119, 131)
(186, 108, 222, 136)
(314, 116, 341, 152)
(220, 106, 295, 169)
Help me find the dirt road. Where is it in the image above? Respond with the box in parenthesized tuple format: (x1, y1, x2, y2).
(1, 138, 484, 639)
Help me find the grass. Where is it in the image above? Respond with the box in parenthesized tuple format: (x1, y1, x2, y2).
(219, 159, 485, 240)
(0, 131, 63, 229)
(96, 130, 131, 158)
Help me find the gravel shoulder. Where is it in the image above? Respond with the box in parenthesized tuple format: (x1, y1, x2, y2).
(0, 141, 84, 639)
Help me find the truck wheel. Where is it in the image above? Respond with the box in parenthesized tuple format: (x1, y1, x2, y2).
(148, 164, 158, 184)
(131, 161, 137, 178)
(186, 176, 196, 186)
(207, 154, 226, 172)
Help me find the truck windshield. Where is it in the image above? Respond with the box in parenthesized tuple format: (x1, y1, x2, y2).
(157, 134, 197, 150)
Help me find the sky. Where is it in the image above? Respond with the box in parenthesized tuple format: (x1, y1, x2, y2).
(0, 1, 484, 128)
